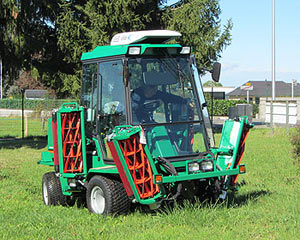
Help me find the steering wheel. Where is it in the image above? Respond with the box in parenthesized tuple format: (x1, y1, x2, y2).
(143, 100, 161, 112)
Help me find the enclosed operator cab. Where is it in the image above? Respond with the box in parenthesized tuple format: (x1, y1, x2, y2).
(81, 30, 214, 162)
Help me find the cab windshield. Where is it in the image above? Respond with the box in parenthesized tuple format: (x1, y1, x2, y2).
(129, 57, 207, 157)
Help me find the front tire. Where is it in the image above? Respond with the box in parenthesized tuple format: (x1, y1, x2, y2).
(86, 175, 130, 215)
(42, 172, 67, 206)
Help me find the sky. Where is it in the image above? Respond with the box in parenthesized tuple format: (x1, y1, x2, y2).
(169, 0, 300, 88)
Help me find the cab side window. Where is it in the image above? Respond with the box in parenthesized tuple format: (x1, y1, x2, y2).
(98, 60, 126, 159)
(81, 63, 97, 133)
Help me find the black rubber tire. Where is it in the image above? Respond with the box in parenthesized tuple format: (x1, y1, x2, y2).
(195, 179, 222, 203)
(65, 196, 76, 207)
(42, 172, 67, 206)
(208, 179, 222, 203)
(86, 175, 130, 215)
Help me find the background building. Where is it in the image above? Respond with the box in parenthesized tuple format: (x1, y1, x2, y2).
(203, 86, 235, 100)
(227, 80, 300, 104)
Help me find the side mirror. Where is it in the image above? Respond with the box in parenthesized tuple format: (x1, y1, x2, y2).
(211, 62, 221, 82)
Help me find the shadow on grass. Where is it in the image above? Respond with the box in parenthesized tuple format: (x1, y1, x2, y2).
(0, 136, 47, 150)
(35, 187, 272, 216)
(226, 189, 271, 208)
(141, 188, 272, 216)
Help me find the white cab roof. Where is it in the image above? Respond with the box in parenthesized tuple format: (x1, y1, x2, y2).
(110, 30, 181, 46)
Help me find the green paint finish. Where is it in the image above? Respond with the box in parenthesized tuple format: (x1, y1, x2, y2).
(146, 126, 177, 158)
(40, 151, 54, 166)
(112, 125, 141, 140)
(80, 109, 88, 174)
(214, 117, 244, 171)
(88, 165, 119, 174)
(55, 103, 87, 176)
(47, 118, 53, 150)
(109, 126, 165, 204)
(59, 177, 72, 196)
(40, 119, 54, 166)
(161, 168, 242, 183)
(81, 44, 182, 61)
(92, 137, 104, 165)
(38, 103, 88, 195)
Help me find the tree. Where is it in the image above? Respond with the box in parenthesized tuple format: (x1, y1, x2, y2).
(203, 80, 223, 87)
(1, 0, 232, 98)
(0, 0, 70, 97)
(55, 0, 163, 96)
(56, 0, 232, 96)
(162, 0, 232, 71)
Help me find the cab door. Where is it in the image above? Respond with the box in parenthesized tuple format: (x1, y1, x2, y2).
(97, 59, 127, 159)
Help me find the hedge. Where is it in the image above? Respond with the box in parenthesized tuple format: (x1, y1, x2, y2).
(207, 99, 259, 116)
(0, 99, 77, 111)
(0, 98, 258, 116)
(290, 127, 300, 166)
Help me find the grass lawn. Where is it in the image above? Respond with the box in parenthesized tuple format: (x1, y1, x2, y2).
(0, 128, 299, 239)
(0, 117, 48, 139)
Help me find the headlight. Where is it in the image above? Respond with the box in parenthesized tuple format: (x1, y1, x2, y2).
(180, 46, 191, 54)
(188, 161, 200, 173)
(128, 46, 141, 55)
(199, 160, 214, 172)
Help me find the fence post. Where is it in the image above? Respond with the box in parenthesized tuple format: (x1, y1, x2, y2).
(286, 101, 289, 135)
(22, 89, 25, 139)
(25, 114, 28, 137)
(211, 86, 213, 125)
(270, 100, 273, 136)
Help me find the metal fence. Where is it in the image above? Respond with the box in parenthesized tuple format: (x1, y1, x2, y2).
(0, 98, 76, 139)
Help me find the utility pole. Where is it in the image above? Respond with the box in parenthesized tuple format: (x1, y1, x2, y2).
(272, 0, 276, 101)
(271, 0, 276, 136)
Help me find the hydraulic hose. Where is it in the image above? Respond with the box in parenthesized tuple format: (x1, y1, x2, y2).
(156, 157, 182, 200)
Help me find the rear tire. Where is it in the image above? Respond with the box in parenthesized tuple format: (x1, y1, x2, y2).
(86, 175, 130, 215)
(42, 172, 67, 206)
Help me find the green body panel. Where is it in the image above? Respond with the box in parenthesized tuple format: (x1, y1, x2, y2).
(100, 117, 250, 203)
(55, 103, 88, 176)
(146, 126, 177, 158)
(158, 168, 242, 183)
(60, 177, 72, 196)
(112, 125, 141, 140)
(47, 118, 53, 151)
(88, 165, 118, 174)
(81, 44, 182, 61)
(40, 101, 250, 203)
(40, 151, 54, 166)
(213, 116, 249, 171)
(40, 119, 54, 166)
(40, 104, 123, 194)
(109, 126, 165, 204)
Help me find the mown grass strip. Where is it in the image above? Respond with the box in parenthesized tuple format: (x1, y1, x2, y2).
(0, 128, 299, 239)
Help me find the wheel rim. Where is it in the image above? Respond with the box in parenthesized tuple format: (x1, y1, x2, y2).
(43, 181, 49, 205)
(90, 186, 105, 214)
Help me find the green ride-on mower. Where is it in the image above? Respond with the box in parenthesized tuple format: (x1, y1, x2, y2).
(39, 30, 252, 215)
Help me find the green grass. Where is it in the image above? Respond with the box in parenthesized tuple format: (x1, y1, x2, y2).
(0, 117, 48, 138)
(0, 128, 299, 239)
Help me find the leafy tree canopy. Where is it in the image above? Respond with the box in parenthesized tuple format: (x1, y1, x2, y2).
(162, 0, 232, 70)
(203, 80, 223, 87)
(1, 0, 232, 98)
